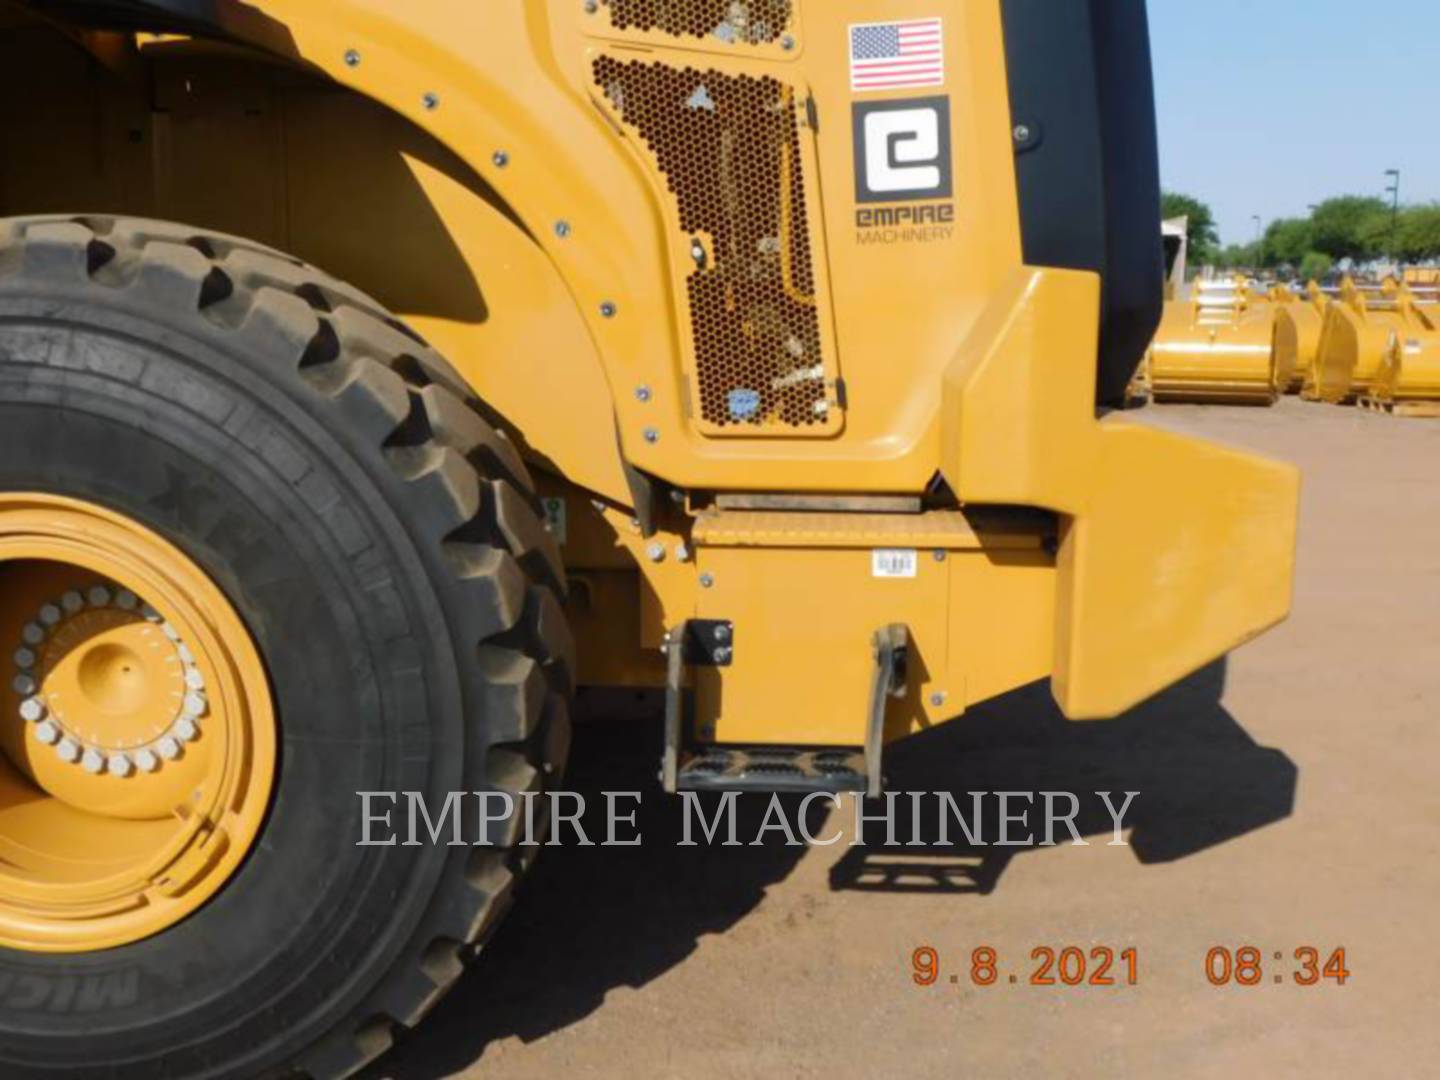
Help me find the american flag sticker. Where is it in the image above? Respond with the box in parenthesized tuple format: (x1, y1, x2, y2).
(849, 18, 945, 93)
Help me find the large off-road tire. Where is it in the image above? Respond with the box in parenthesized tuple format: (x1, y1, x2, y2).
(0, 215, 573, 1077)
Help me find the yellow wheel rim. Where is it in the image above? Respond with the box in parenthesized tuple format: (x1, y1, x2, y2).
(0, 494, 276, 952)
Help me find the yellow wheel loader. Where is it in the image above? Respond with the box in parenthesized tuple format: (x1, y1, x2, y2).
(1148, 277, 1279, 404)
(0, 2, 1298, 1076)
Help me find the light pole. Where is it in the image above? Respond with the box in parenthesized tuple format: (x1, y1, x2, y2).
(1384, 169, 1401, 264)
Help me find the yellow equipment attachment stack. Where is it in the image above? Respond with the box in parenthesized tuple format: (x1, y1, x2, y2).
(1362, 281, 1440, 415)
(1309, 277, 1417, 404)
(1273, 281, 1328, 395)
(1148, 277, 1278, 404)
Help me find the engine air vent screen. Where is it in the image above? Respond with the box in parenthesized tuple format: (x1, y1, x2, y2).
(594, 56, 833, 432)
(606, 1, 794, 45)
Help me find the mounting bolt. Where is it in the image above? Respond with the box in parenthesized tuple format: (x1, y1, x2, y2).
(600, 301, 618, 318)
(583, 0, 598, 12)
(344, 49, 361, 67)
(699, 572, 715, 589)
(781, 34, 797, 51)
(635, 384, 652, 403)
(714, 646, 733, 664)
(929, 691, 947, 708)
(554, 220, 572, 239)
(675, 543, 691, 563)
(1013, 124, 1032, 145)
(422, 92, 440, 111)
(933, 549, 947, 562)
(713, 624, 731, 643)
(646, 542, 666, 563)
(492, 150, 510, 168)
(643, 427, 660, 444)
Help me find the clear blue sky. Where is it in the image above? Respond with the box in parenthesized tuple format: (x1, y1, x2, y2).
(1148, 0, 1440, 246)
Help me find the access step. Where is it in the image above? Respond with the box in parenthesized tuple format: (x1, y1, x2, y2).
(676, 746, 867, 794)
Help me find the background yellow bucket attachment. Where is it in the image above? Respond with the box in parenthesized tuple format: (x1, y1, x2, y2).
(1148, 279, 1278, 405)
(1274, 282, 1329, 395)
(1362, 282, 1440, 415)
(1310, 277, 1418, 403)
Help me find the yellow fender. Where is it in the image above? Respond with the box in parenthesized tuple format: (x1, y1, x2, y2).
(943, 270, 1299, 718)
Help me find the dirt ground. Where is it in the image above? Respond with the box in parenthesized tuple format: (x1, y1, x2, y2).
(365, 397, 1440, 1080)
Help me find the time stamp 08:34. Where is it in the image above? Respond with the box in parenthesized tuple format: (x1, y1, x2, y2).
(910, 946, 1352, 988)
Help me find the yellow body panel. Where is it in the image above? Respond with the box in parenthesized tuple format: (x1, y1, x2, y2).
(942, 270, 1298, 717)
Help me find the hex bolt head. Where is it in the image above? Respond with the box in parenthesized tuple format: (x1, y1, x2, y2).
(929, 691, 947, 708)
(108, 754, 133, 778)
(56, 738, 80, 763)
(781, 34, 797, 51)
(675, 543, 691, 563)
(61, 590, 84, 613)
(35, 721, 59, 746)
(422, 92, 440, 111)
(344, 49, 361, 67)
(635, 384, 653, 403)
(492, 150, 510, 168)
(646, 542, 666, 563)
(18, 697, 45, 723)
(643, 427, 660, 444)
(39, 604, 62, 627)
(583, 0, 598, 12)
(714, 646, 733, 663)
(81, 748, 105, 773)
(600, 301, 618, 318)
(933, 549, 948, 562)
(699, 572, 715, 589)
(713, 624, 731, 643)
(554, 220, 572, 239)
(1013, 124, 1032, 144)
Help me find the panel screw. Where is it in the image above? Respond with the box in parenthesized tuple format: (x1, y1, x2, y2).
(933, 549, 947, 562)
(781, 34, 797, 51)
(635, 385, 652, 403)
(713, 624, 731, 642)
(554, 220, 572, 239)
(643, 427, 659, 444)
(699, 572, 715, 588)
(422, 92, 440, 110)
(646, 542, 666, 563)
(714, 646, 733, 663)
(929, 691, 947, 707)
(492, 150, 510, 168)
(583, 0, 598, 12)
(600, 301, 618, 318)
(1013, 124, 1032, 144)
(344, 49, 361, 67)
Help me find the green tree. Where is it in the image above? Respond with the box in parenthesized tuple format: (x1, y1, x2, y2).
(1160, 191, 1220, 264)
(1215, 242, 1259, 270)
(1261, 218, 1313, 269)
(1298, 251, 1334, 282)
(1309, 196, 1389, 261)
(1396, 204, 1440, 262)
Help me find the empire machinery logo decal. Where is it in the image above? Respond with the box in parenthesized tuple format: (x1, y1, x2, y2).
(848, 20, 956, 245)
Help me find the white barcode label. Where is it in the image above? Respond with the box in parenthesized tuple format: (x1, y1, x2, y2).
(872, 548, 918, 578)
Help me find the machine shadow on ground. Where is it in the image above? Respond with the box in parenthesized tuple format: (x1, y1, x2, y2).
(367, 661, 1296, 1078)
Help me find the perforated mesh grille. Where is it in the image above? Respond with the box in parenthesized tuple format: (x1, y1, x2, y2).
(606, 0, 793, 44)
(595, 56, 830, 430)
